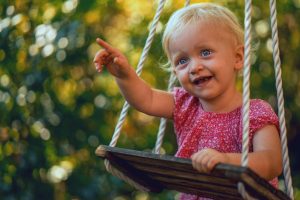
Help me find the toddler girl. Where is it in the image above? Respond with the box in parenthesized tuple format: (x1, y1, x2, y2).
(94, 3, 282, 200)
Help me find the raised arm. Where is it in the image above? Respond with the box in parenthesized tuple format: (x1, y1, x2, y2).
(93, 38, 174, 119)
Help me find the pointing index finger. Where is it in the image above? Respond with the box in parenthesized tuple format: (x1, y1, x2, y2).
(96, 38, 114, 53)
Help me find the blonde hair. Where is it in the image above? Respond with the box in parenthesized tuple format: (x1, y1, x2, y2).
(162, 3, 244, 62)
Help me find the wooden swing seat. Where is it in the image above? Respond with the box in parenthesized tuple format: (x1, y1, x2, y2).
(96, 145, 290, 200)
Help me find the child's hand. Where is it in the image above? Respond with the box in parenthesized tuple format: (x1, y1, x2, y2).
(93, 38, 131, 78)
(191, 148, 229, 173)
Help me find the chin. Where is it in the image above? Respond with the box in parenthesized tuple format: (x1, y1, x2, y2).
(193, 92, 216, 100)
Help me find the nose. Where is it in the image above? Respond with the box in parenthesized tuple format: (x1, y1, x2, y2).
(189, 59, 203, 75)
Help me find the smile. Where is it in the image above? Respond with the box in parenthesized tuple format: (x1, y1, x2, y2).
(192, 76, 213, 85)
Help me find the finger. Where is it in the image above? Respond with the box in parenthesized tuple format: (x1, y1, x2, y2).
(95, 63, 103, 73)
(199, 154, 211, 173)
(191, 153, 200, 170)
(96, 38, 115, 53)
(207, 158, 218, 172)
(113, 56, 127, 67)
(191, 149, 206, 160)
(192, 153, 207, 173)
(93, 49, 109, 63)
(191, 156, 199, 170)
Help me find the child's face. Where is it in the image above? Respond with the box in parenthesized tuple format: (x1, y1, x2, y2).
(168, 20, 243, 102)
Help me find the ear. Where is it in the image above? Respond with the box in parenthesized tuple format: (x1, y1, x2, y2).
(234, 45, 244, 70)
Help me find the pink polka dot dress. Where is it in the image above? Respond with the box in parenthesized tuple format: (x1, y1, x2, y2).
(173, 88, 279, 200)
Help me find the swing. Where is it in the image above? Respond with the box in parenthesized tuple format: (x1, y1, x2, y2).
(95, 0, 294, 199)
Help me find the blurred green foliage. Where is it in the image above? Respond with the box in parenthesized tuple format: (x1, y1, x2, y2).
(0, 0, 299, 199)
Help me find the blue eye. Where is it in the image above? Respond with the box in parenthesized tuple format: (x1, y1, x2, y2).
(178, 58, 188, 65)
(201, 49, 212, 57)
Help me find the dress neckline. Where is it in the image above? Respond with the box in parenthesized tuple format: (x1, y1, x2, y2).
(197, 100, 243, 117)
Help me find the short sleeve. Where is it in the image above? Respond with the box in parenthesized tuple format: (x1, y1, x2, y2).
(238, 99, 279, 151)
(172, 87, 191, 133)
(172, 87, 199, 136)
(249, 99, 279, 135)
(249, 100, 280, 188)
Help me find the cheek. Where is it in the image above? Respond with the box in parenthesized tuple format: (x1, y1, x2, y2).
(174, 70, 186, 80)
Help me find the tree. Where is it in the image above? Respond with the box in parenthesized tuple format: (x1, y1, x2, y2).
(0, 0, 299, 199)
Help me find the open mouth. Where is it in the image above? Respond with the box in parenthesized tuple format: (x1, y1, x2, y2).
(192, 76, 213, 85)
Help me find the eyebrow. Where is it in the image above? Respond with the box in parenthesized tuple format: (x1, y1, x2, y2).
(171, 44, 211, 57)
(171, 52, 186, 63)
(193, 43, 212, 50)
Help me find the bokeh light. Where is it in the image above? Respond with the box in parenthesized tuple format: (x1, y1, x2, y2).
(0, 1, 299, 200)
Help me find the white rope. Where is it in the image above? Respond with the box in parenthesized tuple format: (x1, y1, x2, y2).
(105, 0, 167, 191)
(184, 0, 191, 7)
(104, 160, 149, 191)
(109, 0, 167, 147)
(269, 0, 294, 198)
(241, 0, 252, 169)
(154, 0, 190, 154)
(239, 0, 294, 199)
(238, 183, 258, 200)
(154, 73, 177, 153)
(239, 0, 252, 198)
(104, 0, 294, 198)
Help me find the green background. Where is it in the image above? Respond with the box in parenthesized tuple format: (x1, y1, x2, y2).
(0, 0, 299, 199)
